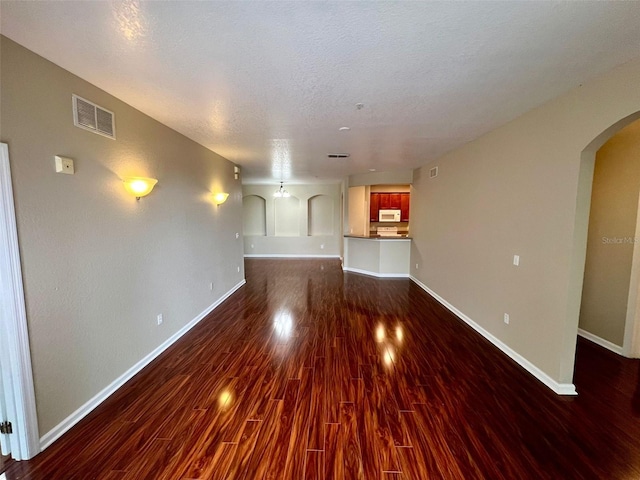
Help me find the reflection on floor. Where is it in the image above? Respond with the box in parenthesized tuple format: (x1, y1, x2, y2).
(3, 258, 640, 479)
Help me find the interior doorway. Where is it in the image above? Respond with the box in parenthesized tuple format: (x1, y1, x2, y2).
(0, 143, 40, 460)
(576, 114, 640, 359)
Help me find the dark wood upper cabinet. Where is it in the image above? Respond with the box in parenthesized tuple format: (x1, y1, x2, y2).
(370, 193, 380, 222)
(389, 193, 401, 209)
(400, 192, 410, 221)
(369, 191, 410, 222)
(378, 193, 390, 210)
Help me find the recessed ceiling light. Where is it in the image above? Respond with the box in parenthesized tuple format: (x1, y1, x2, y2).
(369, 168, 376, 172)
(339, 126, 351, 131)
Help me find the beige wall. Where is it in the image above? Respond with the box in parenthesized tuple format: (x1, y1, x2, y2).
(347, 186, 367, 237)
(1, 37, 244, 435)
(579, 120, 640, 346)
(410, 56, 640, 385)
(242, 184, 342, 257)
(349, 169, 413, 187)
(370, 184, 411, 193)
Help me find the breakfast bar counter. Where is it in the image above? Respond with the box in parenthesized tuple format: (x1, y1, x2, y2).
(343, 235, 411, 278)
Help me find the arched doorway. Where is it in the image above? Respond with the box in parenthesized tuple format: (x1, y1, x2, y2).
(572, 111, 640, 360)
(578, 117, 640, 358)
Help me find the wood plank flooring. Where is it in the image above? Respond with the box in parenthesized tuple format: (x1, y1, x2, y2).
(3, 258, 640, 479)
(1, 452, 11, 474)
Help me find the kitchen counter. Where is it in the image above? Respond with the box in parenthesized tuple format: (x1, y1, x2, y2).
(343, 236, 411, 278)
(344, 234, 412, 240)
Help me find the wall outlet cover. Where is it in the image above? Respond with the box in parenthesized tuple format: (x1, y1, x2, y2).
(55, 155, 74, 175)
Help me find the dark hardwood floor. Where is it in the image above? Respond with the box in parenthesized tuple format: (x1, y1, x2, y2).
(4, 258, 640, 479)
(1, 452, 12, 474)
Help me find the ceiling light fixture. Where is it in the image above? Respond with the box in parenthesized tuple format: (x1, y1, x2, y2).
(274, 181, 290, 198)
(339, 126, 351, 131)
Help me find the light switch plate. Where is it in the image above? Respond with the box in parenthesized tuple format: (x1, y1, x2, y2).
(55, 156, 74, 175)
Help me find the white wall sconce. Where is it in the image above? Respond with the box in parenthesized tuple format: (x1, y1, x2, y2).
(213, 192, 229, 205)
(122, 176, 158, 200)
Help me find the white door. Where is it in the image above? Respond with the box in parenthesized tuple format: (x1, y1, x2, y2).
(0, 143, 39, 460)
(0, 309, 15, 457)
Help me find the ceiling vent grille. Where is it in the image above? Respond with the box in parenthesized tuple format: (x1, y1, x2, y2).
(327, 153, 350, 159)
(72, 94, 116, 139)
(429, 166, 439, 178)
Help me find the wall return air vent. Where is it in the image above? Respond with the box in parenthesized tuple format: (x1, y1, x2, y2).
(72, 94, 116, 139)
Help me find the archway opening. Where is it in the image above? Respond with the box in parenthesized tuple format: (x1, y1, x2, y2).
(578, 117, 640, 357)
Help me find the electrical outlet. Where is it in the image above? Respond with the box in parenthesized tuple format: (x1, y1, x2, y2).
(320, 244, 324, 249)
(415, 263, 419, 269)
(504, 313, 510, 325)
(513, 255, 520, 266)
(235, 232, 240, 239)
(251, 244, 254, 249)
(209, 282, 214, 291)
(237, 266, 240, 273)
(157, 314, 163, 326)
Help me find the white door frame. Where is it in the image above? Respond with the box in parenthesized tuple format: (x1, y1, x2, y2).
(0, 143, 40, 460)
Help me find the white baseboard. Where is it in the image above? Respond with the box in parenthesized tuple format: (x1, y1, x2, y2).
(409, 276, 577, 396)
(244, 254, 341, 258)
(39, 279, 247, 451)
(577, 328, 624, 355)
(343, 267, 409, 278)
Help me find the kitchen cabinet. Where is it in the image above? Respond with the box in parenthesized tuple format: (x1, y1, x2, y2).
(377, 193, 401, 209)
(400, 193, 410, 221)
(370, 192, 410, 222)
(389, 193, 401, 209)
(370, 193, 380, 222)
(378, 193, 390, 210)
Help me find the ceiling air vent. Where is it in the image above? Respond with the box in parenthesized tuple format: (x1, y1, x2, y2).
(72, 94, 116, 139)
(327, 153, 350, 159)
(429, 166, 439, 178)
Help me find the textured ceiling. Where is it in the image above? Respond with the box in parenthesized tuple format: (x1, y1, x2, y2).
(2, 1, 640, 184)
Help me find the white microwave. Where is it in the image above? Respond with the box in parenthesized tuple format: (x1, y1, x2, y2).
(379, 209, 401, 222)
